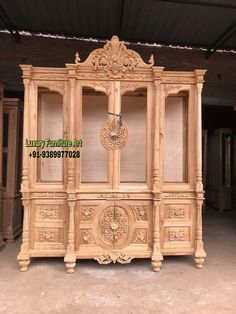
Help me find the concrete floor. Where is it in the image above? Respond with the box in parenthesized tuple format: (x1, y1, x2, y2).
(0, 207, 236, 314)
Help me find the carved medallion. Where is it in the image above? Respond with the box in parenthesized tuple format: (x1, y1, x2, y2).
(39, 230, 59, 242)
(93, 203, 135, 250)
(81, 207, 95, 222)
(169, 207, 185, 219)
(39, 208, 59, 219)
(101, 118, 128, 150)
(80, 230, 93, 244)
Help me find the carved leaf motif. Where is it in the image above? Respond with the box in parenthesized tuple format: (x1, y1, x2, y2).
(97, 193, 130, 199)
(94, 252, 133, 264)
(39, 230, 58, 242)
(81, 207, 95, 221)
(101, 118, 128, 150)
(169, 207, 185, 219)
(134, 229, 147, 244)
(80, 230, 93, 244)
(133, 206, 147, 221)
(75, 36, 154, 78)
(39, 208, 59, 219)
(168, 230, 186, 241)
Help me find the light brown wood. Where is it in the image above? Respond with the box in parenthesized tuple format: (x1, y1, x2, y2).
(206, 128, 232, 211)
(1, 98, 23, 241)
(17, 36, 206, 272)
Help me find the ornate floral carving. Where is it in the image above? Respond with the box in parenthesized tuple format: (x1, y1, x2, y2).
(35, 192, 65, 198)
(39, 230, 58, 242)
(82, 81, 111, 95)
(80, 230, 93, 244)
(101, 118, 128, 150)
(164, 193, 191, 199)
(164, 84, 186, 95)
(134, 229, 147, 244)
(100, 206, 129, 245)
(81, 207, 95, 221)
(163, 77, 193, 84)
(169, 207, 185, 219)
(168, 230, 186, 241)
(120, 82, 145, 95)
(97, 193, 130, 199)
(94, 252, 133, 264)
(34, 73, 67, 80)
(133, 206, 147, 221)
(75, 36, 154, 78)
(39, 208, 59, 219)
(34, 80, 65, 95)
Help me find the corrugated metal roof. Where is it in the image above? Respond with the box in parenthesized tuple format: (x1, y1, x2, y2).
(0, 0, 236, 51)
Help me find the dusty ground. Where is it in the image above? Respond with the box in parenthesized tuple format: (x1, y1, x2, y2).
(0, 207, 236, 314)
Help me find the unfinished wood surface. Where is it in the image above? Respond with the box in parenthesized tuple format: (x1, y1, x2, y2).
(17, 36, 206, 272)
(0, 84, 4, 249)
(1, 98, 23, 241)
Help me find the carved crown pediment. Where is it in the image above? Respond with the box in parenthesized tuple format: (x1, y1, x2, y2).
(75, 35, 154, 78)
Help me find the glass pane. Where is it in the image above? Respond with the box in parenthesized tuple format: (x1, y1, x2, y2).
(81, 89, 108, 182)
(120, 90, 147, 183)
(164, 96, 187, 182)
(3, 113, 9, 148)
(37, 92, 63, 182)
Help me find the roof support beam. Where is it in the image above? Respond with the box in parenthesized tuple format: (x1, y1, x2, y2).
(205, 23, 236, 58)
(0, 4, 20, 42)
(153, 0, 236, 9)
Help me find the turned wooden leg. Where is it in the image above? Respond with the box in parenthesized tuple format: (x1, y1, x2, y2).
(64, 254, 76, 274)
(195, 256, 205, 269)
(18, 258, 30, 272)
(152, 259, 162, 272)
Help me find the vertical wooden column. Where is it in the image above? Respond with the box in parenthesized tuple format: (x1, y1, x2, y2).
(0, 84, 4, 249)
(151, 68, 164, 271)
(113, 81, 121, 189)
(194, 70, 207, 269)
(64, 65, 76, 273)
(17, 66, 32, 270)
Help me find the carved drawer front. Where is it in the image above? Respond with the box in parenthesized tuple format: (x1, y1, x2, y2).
(76, 200, 151, 253)
(34, 227, 65, 250)
(161, 201, 194, 250)
(32, 200, 67, 250)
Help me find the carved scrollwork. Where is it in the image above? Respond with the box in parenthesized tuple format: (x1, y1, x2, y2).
(35, 192, 65, 198)
(34, 80, 65, 95)
(80, 230, 93, 244)
(101, 118, 128, 150)
(97, 193, 130, 199)
(81, 207, 95, 221)
(120, 82, 145, 95)
(133, 229, 147, 244)
(168, 229, 186, 241)
(164, 84, 187, 96)
(82, 81, 111, 95)
(75, 36, 154, 79)
(94, 252, 133, 264)
(133, 206, 147, 221)
(169, 207, 185, 219)
(164, 193, 191, 199)
(39, 230, 59, 242)
(39, 208, 59, 219)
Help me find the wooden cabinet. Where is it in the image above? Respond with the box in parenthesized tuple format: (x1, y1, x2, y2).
(0, 84, 4, 249)
(17, 36, 206, 272)
(206, 128, 232, 211)
(1, 98, 23, 241)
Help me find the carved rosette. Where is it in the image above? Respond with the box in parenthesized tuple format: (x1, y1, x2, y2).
(80, 230, 93, 244)
(93, 203, 135, 250)
(75, 35, 154, 79)
(81, 207, 95, 222)
(39, 230, 58, 242)
(100, 206, 128, 246)
(133, 229, 147, 244)
(101, 118, 128, 150)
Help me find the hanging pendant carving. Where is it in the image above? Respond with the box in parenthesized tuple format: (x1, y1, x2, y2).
(101, 118, 128, 150)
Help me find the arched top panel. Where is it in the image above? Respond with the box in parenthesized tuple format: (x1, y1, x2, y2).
(74, 35, 154, 79)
